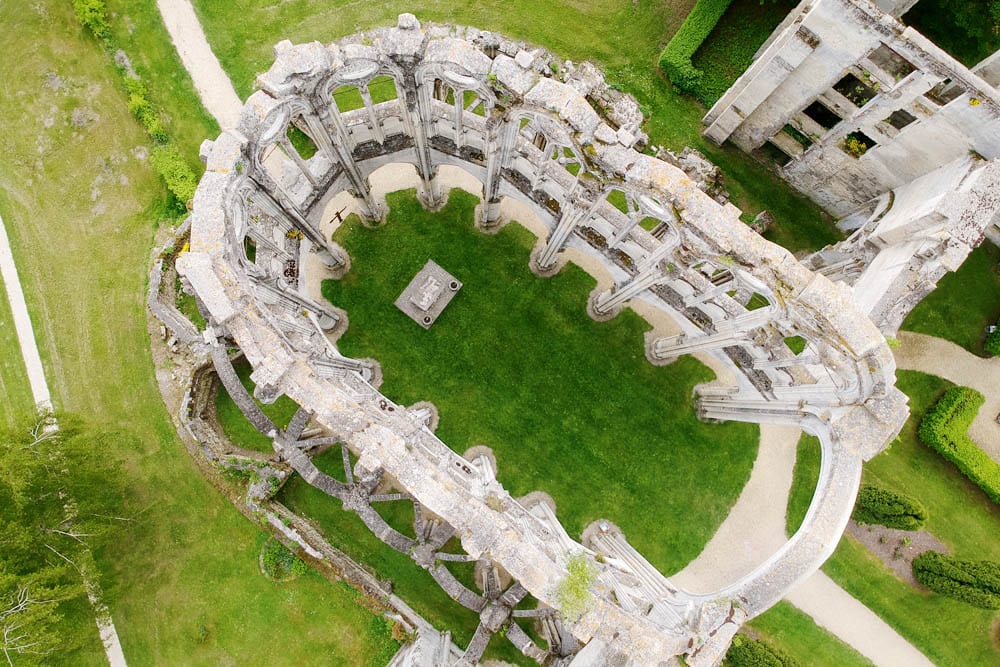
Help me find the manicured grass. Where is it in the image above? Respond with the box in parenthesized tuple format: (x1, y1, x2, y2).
(215, 356, 299, 452)
(323, 189, 758, 574)
(785, 371, 1000, 665)
(689, 0, 797, 106)
(189, 0, 839, 254)
(0, 2, 396, 664)
(747, 601, 873, 667)
(0, 273, 35, 429)
(902, 241, 1000, 356)
(785, 434, 821, 535)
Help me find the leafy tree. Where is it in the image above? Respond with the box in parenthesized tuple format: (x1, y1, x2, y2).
(0, 415, 128, 664)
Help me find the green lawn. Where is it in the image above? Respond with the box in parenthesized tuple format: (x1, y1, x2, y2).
(902, 242, 1000, 356)
(189, 0, 838, 253)
(0, 1, 396, 664)
(0, 273, 35, 429)
(322, 189, 758, 575)
(785, 370, 1000, 665)
(747, 601, 873, 667)
(215, 356, 300, 452)
(785, 434, 821, 535)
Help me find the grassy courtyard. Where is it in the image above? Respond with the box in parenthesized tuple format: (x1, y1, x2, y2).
(785, 371, 1000, 665)
(0, 1, 396, 664)
(189, 0, 838, 254)
(320, 189, 758, 574)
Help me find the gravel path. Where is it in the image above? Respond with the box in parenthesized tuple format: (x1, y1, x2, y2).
(894, 330, 1000, 463)
(157, 0, 242, 128)
(1, 211, 127, 664)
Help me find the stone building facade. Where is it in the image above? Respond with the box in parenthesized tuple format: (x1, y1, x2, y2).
(703, 0, 1000, 332)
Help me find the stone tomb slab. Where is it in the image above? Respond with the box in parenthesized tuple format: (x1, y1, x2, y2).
(394, 260, 462, 329)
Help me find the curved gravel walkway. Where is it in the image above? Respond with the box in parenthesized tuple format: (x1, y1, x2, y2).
(894, 331, 1000, 463)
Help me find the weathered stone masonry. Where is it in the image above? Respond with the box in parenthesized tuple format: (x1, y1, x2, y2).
(703, 0, 1000, 334)
(177, 14, 908, 666)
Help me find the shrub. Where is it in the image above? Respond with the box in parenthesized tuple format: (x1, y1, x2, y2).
(919, 386, 1000, 504)
(724, 633, 799, 666)
(74, 0, 111, 44)
(912, 551, 1000, 609)
(852, 484, 927, 531)
(658, 0, 734, 92)
(986, 324, 1000, 356)
(555, 552, 598, 620)
(260, 537, 307, 580)
(151, 145, 198, 205)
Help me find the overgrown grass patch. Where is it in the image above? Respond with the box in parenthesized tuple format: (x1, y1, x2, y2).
(323, 189, 758, 574)
(0, 274, 35, 429)
(0, 2, 397, 663)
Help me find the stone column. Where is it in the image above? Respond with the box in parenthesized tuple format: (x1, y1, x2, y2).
(479, 115, 519, 229)
(277, 135, 318, 187)
(409, 72, 442, 210)
(311, 99, 382, 221)
(531, 195, 592, 274)
(358, 84, 386, 144)
(590, 266, 664, 319)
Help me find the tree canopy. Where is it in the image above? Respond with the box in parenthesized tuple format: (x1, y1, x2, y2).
(0, 415, 128, 665)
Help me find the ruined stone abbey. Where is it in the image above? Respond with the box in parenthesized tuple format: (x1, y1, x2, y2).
(151, 1, 1000, 664)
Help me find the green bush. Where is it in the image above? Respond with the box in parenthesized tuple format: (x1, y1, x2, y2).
(151, 145, 198, 205)
(986, 325, 1000, 356)
(912, 551, 1000, 609)
(555, 552, 598, 620)
(658, 0, 734, 92)
(260, 537, 308, 580)
(74, 0, 111, 44)
(852, 484, 927, 531)
(724, 633, 799, 667)
(919, 386, 1000, 504)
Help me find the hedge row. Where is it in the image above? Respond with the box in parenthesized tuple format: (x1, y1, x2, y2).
(724, 634, 799, 667)
(852, 484, 927, 531)
(918, 386, 1000, 504)
(912, 551, 1000, 609)
(658, 0, 734, 92)
(74, 0, 197, 206)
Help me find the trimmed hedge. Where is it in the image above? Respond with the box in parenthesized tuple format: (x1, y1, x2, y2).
(658, 0, 734, 92)
(852, 484, 927, 531)
(74, 0, 197, 206)
(919, 386, 1000, 504)
(912, 551, 1000, 609)
(724, 634, 799, 667)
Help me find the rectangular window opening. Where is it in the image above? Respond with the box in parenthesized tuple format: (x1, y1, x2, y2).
(834, 73, 878, 108)
(803, 101, 842, 130)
